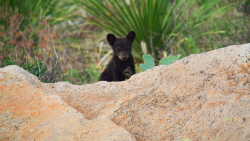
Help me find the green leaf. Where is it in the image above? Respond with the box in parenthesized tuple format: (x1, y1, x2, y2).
(160, 55, 179, 66)
(139, 54, 155, 71)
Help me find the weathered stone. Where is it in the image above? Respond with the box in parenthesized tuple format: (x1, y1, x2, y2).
(0, 66, 135, 141)
(0, 44, 249, 141)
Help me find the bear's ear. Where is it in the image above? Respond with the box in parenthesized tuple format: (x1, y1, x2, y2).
(107, 34, 116, 45)
(126, 31, 136, 43)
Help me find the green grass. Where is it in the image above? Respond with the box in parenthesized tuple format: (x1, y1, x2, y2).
(0, 0, 78, 29)
(66, 64, 100, 84)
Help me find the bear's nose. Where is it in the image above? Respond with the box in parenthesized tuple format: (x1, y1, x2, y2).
(122, 56, 127, 60)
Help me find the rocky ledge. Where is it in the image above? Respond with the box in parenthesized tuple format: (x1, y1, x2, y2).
(0, 44, 250, 141)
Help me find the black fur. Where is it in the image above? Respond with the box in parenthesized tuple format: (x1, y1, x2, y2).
(99, 31, 136, 82)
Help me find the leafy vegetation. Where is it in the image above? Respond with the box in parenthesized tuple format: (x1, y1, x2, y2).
(76, 0, 237, 61)
(67, 64, 100, 84)
(0, 0, 77, 29)
(4, 57, 17, 66)
(4, 57, 47, 79)
(23, 59, 47, 79)
(140, 53, 182, 71)
(160, 53, 182, 66)
(0, 2, 84, 84)
(139, 54, 155, 71)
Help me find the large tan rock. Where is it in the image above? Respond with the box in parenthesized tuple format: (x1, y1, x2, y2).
(0, 44, 249, 141)
(0, 67, 135, 140)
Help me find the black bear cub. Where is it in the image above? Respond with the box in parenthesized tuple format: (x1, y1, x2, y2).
(99, 31, 136, 82)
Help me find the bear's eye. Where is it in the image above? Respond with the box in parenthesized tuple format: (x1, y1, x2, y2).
(116, 48, 121, 52)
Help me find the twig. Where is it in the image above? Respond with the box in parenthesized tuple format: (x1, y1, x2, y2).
(98, 41, 104, 61)
(50, 42, 59, 83)
(52, 59, 67, 82)
(36, 57, 41, 79)
(15, 46, 17, 61)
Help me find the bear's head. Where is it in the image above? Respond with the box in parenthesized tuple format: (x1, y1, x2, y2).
(107, 31, 136, 61)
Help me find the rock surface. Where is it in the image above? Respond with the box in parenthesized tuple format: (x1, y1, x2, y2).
(0, 66, 135, 140)
(0, 44, 250, 141)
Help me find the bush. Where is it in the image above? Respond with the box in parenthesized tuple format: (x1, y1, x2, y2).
(0, 10, 56, 67)
(23, 59, 47, 79)
(4, 57, 47, 79)
(0, 6, 68, 83)
(0, 5, 103, 84)
(4, 57, 17, 66)
(77, 0, 236, 62)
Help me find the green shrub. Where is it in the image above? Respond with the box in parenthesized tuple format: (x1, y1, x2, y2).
(23, 59, 47, 79)
(4, 57, 17, 66)
(4, 57, 47, 79)
(77, 0, 235, 61)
